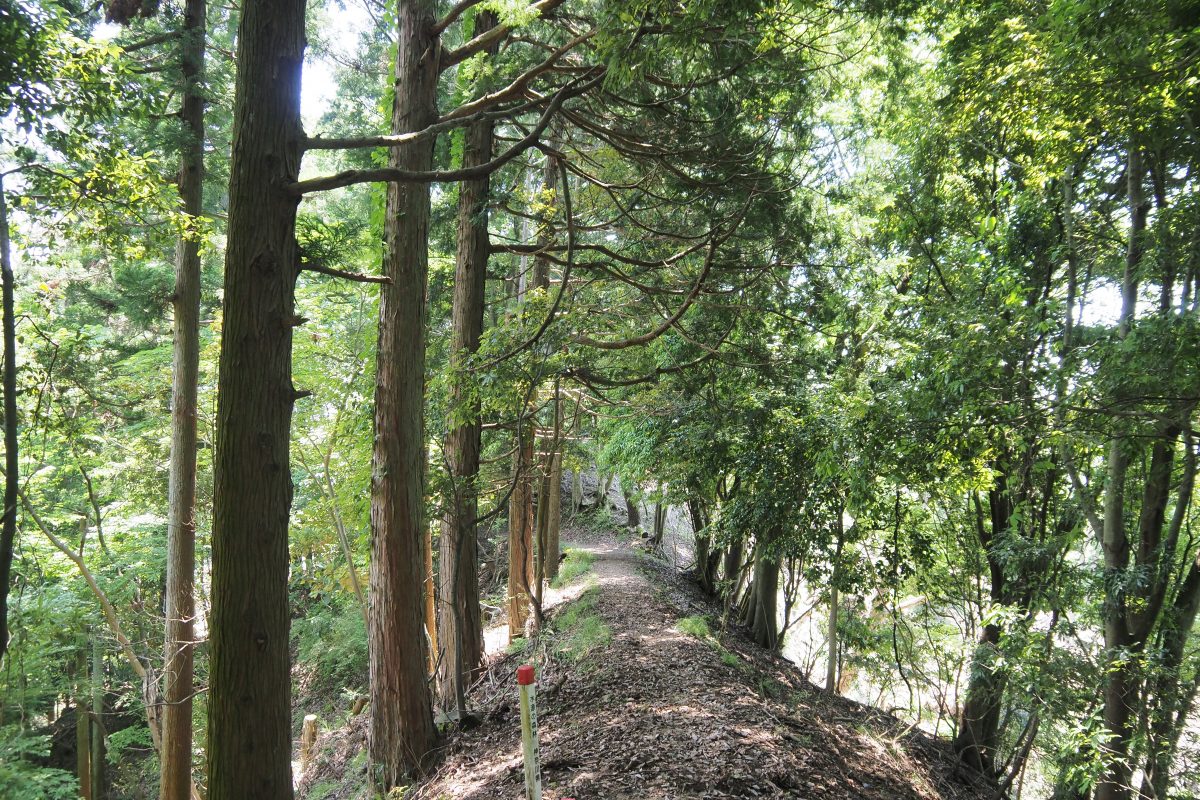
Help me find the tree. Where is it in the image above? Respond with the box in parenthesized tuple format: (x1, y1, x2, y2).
(205, 0, 306, 795)
(437, 8, 497, 716)
(160, 0, 206, 796)
(366, 0, 440, 785)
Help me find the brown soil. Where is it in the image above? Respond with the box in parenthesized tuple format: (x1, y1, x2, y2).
(397, 524, 993, 800)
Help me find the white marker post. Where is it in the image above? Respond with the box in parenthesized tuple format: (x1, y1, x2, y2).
(517, 664, 543, 800)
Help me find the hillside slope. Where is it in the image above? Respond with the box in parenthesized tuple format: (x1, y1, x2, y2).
(299, 522, 993, 800)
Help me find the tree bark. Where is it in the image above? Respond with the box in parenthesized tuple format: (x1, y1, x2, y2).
(544, 386, 561, 575)
(424, 523, 437, 676)
(954, 489, 1012, 776)
(508, 427, 534, 640)
(722, 538, 743, 602)
(205, 0, 304, 795)
(91, 634, 105, 800)
(368, 0, 440, 787)
(0, 176, 16, 665)
(77, 688, 91, 800)
(624, 485, 639, 529)
(1141, 548, 1200, 798)
(742, 537, 779, 650)
(1095, 141, 1148, 800)
(160, 1, 205, 796)
(688, 497, 719, 595)
(436, 11, 495, 708)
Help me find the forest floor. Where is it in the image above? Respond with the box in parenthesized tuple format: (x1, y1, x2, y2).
(298, 516, 994, 800)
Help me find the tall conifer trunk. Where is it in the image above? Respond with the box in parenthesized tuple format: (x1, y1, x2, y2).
(368, 0, 439, 786)
(206, 0, 305, 795)
(1095, 142, 1147, 800)
(160, 1, 205, 795)
(0, 176, 16, 664)
(437, 9, 497, 714)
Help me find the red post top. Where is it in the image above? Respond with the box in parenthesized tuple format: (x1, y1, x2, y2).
(517, 664, 536, 686)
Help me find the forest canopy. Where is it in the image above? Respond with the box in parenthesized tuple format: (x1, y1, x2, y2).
(0, 0, 1198, 799)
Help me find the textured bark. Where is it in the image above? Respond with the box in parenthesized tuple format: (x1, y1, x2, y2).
(571, 469, 582, 513)
(436, 13, 494, 707)
(159, 1, 205, 796)
(368, 0, 439, 787)
(507, 428, 534, 640)
(205, 0, 304, 795)
(0, 177, 16, 664)
(424, 524, 437, 676)
(742, 538, 779, 650)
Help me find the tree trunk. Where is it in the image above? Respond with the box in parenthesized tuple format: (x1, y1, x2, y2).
(825, 521, 846, 694)
(742, 538, 779, 650)
(91, 634, 105, 800)
(688, 498, 719, 595)
(624, 486, 639, 529)
(954, 490, 1012, 776)
(571, 469, 582, 513)
(651, 502, 665, 548)
(206, 0, 304, 795)
(546, 453, 562, 580)
(77, 694, 91, 800)
(368, 0, 440, 787)
(1095, 141, 1147, 800)
(160, 1, 205, 796)
(436, 10, 495, 714)
(424, 523, 437, 676)
(722, 538, 743, 602)
(953, 620, 1005, 774)
(0, 176, 16, 665)
(508, 428, 534, 640)
(825, 583, 839, 694)
(1140, 550, 1200, 798)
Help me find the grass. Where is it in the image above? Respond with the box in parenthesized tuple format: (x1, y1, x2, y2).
(551, 548, 596, 588)
(676, 613, 746, 671)
(677, 614, 713, 638)
(553, 588, 612, 663)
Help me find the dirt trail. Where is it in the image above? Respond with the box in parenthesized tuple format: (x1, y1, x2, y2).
(411, 526, 990, 800)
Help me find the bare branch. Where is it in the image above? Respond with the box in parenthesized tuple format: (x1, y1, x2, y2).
(299, 261, 391, 284)
(290, 70, 603, 194)
(432, 0, 485, 36)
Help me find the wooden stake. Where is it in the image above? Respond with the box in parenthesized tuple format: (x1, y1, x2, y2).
(299, 714, 318, 774)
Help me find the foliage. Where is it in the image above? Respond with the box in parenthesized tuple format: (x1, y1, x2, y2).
(0, 725, 78, 800)
(293, 597, 369, 697)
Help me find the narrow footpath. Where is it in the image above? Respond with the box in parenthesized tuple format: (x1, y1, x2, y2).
(407, 524, 992, 800)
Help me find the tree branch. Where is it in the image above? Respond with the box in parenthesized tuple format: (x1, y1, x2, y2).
(432, 0, 485, 36)
(290, 70, 603, 194)
(441, 0, 569, 70)
(299, 261, 391, 284)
